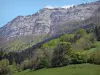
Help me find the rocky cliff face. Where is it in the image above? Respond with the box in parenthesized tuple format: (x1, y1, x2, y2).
(0, 1, 100, 50)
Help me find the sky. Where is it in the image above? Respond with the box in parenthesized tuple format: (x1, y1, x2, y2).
(0, 0, 95, 27)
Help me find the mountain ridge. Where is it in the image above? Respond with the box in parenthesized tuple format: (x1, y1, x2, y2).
(0, 1, 100, 51)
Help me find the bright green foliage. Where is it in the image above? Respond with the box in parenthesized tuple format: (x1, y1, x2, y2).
(74, 29, 87, 40)
(71, 52, 89, 64)
(60, 34, 74, 43)
(42, 39, 59, 48)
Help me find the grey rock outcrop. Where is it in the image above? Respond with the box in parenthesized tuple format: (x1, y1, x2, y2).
(0, 1, 100, 50)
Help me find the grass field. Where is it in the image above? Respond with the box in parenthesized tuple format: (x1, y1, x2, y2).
(14, 64, 100, 75)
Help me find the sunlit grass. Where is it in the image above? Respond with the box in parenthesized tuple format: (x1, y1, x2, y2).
(14, 64, 100, 75)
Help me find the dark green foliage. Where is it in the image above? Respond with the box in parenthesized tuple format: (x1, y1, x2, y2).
(52, 42, 71, 67)
(40, 48, 53, 68)
(0, 49, 8, 60)
(0, 49, 5, 60)
(8, 52, 24, 64)
(94, 26, 100, 41)
(40, 57, 50, 68)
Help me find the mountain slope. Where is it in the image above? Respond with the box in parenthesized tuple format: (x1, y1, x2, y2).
(0, 1, 100, 51)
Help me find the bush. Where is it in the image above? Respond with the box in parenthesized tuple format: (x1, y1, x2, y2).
(18, 60, 32, 71)
(60, 34, 74, 43)
(18, 57, 41, 71)
(16, 64, 23, 72)
(71, 52, 89, 64)
(74, 29, 87, 41)
(89, 50, 100, 64)
(0, 59, 11, 75)
(76, 34, 94, 50)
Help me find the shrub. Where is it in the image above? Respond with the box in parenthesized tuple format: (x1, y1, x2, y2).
(60, 34, 74, 43)
(89, 50, 100, 64)
(74, 29, 87, 41)
(71, 52, 89, 64)
(76, 34, 94, 50)
(16, 64, 23, 72)
(0, 59, 11, 75)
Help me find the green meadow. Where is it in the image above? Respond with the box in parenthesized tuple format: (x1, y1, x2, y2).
(14, 64, 100, 75)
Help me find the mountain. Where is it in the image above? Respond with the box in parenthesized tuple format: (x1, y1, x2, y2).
(0, 1, 100, 51)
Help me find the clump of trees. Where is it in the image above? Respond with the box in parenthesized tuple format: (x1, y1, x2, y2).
(11, 28, 100, 71)
(52, 42, 71, 67)
(0, 28, 100, 74)
(16, 42, 72, 70)
(17, 48, 53, 71)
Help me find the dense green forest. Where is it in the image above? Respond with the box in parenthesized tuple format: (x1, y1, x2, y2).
(0, 26, 100, 75)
